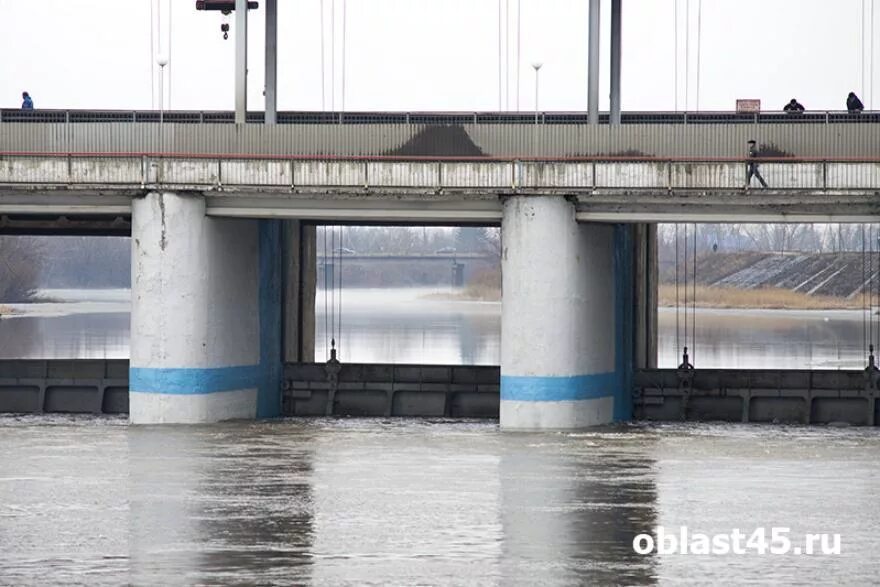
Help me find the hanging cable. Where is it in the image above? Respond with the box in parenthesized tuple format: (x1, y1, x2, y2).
(684, 224, 689, 354)
(498, 0, 503, 110)
(505, 0, 510, 110)
(862, 0, 867, 100)
(320, 0, 326, 110)
(331, 224, 336, 355)
(695, 0, 702, 110)
(341, 0, 347, 112)
(323, 226, 330, 359)
(331, 0, 336, 111)
(675, 222, 681, 362)
(673, 0, 679, 111)
(150, 0, 156, 108)
(684, 0, 690, 111)
(874, 225, 880, 348)
(675, 224, 680, 362)
(863, 225, 868, 358)
(338, 225, 344, 360)
(871, 0, 875, 109)
(516, 0, 521, 111)
(692, 223, 697, 365)
(167, 0, 172, 108)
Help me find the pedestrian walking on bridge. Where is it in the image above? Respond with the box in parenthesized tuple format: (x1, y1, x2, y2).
(746, 140, 768, 188)
(21, 92, 33, 110)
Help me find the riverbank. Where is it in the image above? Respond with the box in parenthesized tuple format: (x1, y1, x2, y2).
(421, 283, 501, 302)
(658, 285, 864, 310)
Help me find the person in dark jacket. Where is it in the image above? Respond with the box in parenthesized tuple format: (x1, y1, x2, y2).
(783, 98, 805, 113)
(21, 92, 33, 110)
(746, 140, 768, 188)
(847, 92, 864, 113)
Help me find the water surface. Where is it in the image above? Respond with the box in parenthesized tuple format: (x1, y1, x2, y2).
(0, 418, 876, 585)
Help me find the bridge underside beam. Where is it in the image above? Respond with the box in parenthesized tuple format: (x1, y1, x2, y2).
(0, 214, 130, 236)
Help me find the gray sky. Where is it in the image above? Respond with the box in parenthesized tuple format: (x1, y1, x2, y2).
(2, 0, 878, 112)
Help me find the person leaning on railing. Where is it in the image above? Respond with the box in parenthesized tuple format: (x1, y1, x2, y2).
(847, 92, 864, 113)
(21, 91, 33, 110)
(783, 98, 805, 113)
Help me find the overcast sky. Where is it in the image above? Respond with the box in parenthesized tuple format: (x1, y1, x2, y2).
(2, 0, 878, 112)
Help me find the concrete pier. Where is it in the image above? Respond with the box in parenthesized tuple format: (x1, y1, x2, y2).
(129, 192, 282, 424)
(500, 196, 632, 429)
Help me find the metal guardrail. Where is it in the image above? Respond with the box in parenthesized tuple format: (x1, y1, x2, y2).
(2, 109, 880, 125)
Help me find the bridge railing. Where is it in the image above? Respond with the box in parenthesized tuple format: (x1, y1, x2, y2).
(0, 153, 877, 192)
(2, 118, 877, 159)
(2, 108, 880, 125)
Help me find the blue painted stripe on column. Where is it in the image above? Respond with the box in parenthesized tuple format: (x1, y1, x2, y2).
(257, 219, 283, 418)
(501, 373, 616, 402)
(130, 365, 260, 395)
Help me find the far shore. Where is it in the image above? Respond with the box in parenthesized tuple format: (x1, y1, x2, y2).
(423, 284, 870, 310)
(659, 285, 865, 310)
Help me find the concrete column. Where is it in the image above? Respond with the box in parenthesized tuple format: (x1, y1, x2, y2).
(500, 196, 633, 429)
(610, 0, 622, 125)
(632, 223, 657, 369)
(265, 0, 278, 125)
(283, 220, 317, 363)
(587, 0, 600, 124)
(235, 0, 248, 124)
(129, 192, 282, 424)
(301, 225, 317, 362)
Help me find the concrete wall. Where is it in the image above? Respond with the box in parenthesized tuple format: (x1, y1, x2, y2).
(500, 196, 632, 429)
(129, 192, 282, 424)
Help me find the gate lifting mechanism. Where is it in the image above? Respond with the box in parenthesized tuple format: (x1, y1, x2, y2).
(195, 1, 259, 40)
(322, 225, 346, 369)
(861, 225, 880, 379)
(674, 223, 698, 372)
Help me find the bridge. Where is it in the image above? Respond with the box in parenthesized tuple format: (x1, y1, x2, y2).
(0, 111, 878, 428)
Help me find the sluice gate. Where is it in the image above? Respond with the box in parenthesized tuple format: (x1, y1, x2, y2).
(282, 362, 500, 418)
(634, 369, 880, 426)
(0, 359, 877, 426)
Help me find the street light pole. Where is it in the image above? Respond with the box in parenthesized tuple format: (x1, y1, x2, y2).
(532, 62, 542, 124)
(157, 54, 168, 122)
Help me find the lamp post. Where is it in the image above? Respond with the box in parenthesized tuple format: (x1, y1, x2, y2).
(157, 54, 168, 155)
(157, 54, 169, 122)
(532, 62, 542, 124)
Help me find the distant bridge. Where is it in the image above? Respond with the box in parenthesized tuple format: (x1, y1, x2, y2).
(316, 253, 494, 262)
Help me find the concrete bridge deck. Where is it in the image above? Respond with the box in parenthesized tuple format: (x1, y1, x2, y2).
(1, 153, 878, 223)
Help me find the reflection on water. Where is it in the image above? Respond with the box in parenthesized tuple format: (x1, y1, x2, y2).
(0, 288, 129, 359)
(2, 287, 876, 370)
(315, 288, 501, 365)
(1, 418, 878, 585)
(658, 308, 870, 369)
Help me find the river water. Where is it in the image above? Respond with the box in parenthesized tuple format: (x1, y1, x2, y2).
(2, 290, 879, 583)
(0, 288, 875, 370)
(1, 418, 877, 585)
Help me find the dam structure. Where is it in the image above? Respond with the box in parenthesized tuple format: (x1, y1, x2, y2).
(0, 111, 879, 427)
